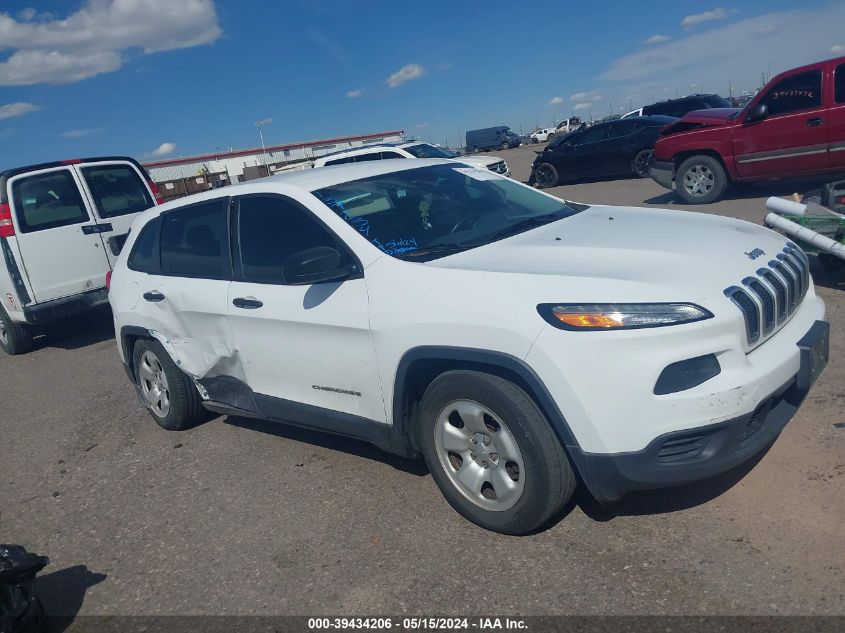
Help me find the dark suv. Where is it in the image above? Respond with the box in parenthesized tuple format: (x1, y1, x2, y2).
(623, 94, 731, 119)
(530, 116, 676, 188)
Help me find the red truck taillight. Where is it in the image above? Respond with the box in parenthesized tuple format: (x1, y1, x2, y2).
(147, 180, 164, 205)
(0, 202, 14, 237)
(106, 270, 112, 291)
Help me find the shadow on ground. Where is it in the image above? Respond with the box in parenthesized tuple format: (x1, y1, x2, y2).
(643, 176, 840, 206)
(38, 565, 107, 631)
(224, 415, 428, 476)
(31, 305, 115, 352)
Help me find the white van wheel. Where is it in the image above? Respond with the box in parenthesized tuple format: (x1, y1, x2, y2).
(0, 305, 33, 355)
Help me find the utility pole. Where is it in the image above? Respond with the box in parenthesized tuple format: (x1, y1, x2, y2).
(254, 118, 272, 172)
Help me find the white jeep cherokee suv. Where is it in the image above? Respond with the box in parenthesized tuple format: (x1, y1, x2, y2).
(109, 159, 829, 534)
(312, 141, 510, 177)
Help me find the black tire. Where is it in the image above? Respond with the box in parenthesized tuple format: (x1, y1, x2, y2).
(417, 370, 576, 535)
(0, 304, 33, 355)
(500, 142, 510, 151)
(534, 162, 559, 189)
(675, 154, 728, 204)
(818, 253, 845, 272)
(547, 133, 555, 142)
(132, 338, 208, 431)
(472, 147, 480, 154)
(632, 149, 653, 178)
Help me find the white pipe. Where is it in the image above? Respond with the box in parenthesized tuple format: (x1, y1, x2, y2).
(765, 196, 807, 217)
(764, 212, 845, 260)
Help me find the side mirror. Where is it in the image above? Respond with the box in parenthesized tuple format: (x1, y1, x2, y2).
(283, 246, 355, 285)
(746, 103, 769, 123)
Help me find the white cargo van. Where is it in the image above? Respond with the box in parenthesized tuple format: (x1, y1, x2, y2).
(0, 157, 162, 354)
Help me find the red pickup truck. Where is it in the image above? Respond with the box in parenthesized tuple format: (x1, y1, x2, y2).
(650, 56, 845, 203)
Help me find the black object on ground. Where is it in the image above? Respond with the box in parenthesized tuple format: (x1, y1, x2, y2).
(0, 545, 49, 633)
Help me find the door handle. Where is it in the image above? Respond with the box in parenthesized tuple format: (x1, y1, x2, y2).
(232, 297, 263, 309)
(807, 117, 823, 127)
(143, 291, 165, 302)
(81, 223, 115, 234)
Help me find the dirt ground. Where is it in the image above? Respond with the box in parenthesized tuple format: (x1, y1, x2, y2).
(1, 146, 843, 618)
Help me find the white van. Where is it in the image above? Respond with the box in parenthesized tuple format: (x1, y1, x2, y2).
(0, 156, 162, 354)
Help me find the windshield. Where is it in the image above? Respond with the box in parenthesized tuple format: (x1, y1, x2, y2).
(313, 164, 583, 261)
(404, 143, 456, 159)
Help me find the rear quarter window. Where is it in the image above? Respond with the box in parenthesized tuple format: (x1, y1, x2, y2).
(127, 217, 161, 273)
(159, 199, 230, 279)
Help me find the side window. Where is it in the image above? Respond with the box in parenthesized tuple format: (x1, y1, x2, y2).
(759, 70, 823, 116)
(81, 165, 153, 218)
(608, 120, 636, 138)
(127, 217, 161, 273)
(353, 152, 382, 162)
(836, 64, 845, 104)
(379, 152, 405, 160)
(160, 199, 230, 279)
(11, 170, 89, 233)
(324, 157, 351, 166)
(576, 126, 608, 145)
(237, 195, 346, 284)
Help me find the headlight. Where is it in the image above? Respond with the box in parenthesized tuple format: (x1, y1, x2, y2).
(537, 303, 712, 331)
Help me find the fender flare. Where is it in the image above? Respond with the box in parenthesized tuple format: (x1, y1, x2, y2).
(391, 346, 582, 454)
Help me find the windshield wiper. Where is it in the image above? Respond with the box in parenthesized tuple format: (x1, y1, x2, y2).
(472, 212, 566, 244)
(399, 243, 469, 259)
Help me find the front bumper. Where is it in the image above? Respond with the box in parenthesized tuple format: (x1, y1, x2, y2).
(650, 159, 674, 190)
(569, 320, 829, 502)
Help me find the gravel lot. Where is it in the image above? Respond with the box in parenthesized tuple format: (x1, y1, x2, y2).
(2, 146, 844, 618)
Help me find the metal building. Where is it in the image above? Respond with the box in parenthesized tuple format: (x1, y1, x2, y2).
(143, 129, 405, 185)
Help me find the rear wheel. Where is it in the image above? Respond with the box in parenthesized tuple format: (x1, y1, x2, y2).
(547, 133, 555, 142)
(417, 370, 576, 534)
(632, 149, 653, 178)
(534, 162, 559, 189)
(500, 142, 510, 151)
(132, 339, 208, 430)
(676, 155, 728, 204)
(0, 305, 33, 356)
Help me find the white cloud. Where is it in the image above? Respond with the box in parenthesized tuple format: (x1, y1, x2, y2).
(387, 63, 425, 88)
(681, 7, 735, 28)
(0, 101, 40, 120)
(570, 91, 602, 102)
(148, 142, 176, 158)
(644, 34, 671, 45)
(547, 96, 564, 105)
(346, 88, 363, 98)
(61, 127, 104, 138)
(0, 0, 222, 86)
(16, 8, 37, 21)
(831, 44, 844, 54)
(598, 5, 845, 95)
(414, 122, 429, 129)
(573, 103, 592, 111)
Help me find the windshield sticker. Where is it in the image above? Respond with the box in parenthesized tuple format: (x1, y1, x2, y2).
(397, 189, 407, 198)
(453, 167, 500, 181)
(372, 237, 419, 256)
(314, 191, 370, 236)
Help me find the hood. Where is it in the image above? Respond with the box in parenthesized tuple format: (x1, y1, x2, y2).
(426, 205, 789, 303)
(456, 155, 504, 168)
(661, 107, 740, 134)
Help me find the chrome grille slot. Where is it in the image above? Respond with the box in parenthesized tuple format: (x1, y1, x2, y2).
(727, 246, 809, 347)
(743, 277, 775, 334)
(725, 286, 760, 344)
(758, 269, 787, 322)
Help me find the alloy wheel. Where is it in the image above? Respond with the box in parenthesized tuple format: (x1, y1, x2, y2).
(0, 320, 7, 346)
(634, 150, 653, 177)
(535, 164, 556, 188)
(434, 400, 526, 511)
(682, 164, 715, 197)
(138, 349, 171, 417)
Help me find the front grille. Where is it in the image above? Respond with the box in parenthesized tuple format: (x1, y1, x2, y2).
(487, 161, 508, 174)
(656, 434, 709, 462)
(725, 245, 808, 347)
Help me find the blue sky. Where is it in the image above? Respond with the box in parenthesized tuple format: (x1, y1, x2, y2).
(1, 0, 844, 170)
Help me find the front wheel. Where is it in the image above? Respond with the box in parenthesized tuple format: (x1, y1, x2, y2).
(0, 305, 33, 355)
(417, 370, 576, 534)
(534, 162, 559, 189)
(676, 155, 728, 204)
(132, 339, 209, 430)
(500, 142, 510, 151)
(632, 149, 653, 178)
